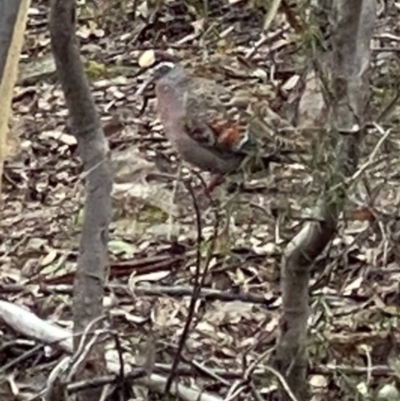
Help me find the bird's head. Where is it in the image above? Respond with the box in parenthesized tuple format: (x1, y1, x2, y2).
(151, 61, 176, 81)
(135, 61, 179, 97)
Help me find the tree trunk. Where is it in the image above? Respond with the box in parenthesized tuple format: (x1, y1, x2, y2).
(0, 0, 31, 195)
(274, 1, 376, 400)
(49, 1, 113, 400)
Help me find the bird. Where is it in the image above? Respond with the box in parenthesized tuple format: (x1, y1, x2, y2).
(151, 62, 295, 194)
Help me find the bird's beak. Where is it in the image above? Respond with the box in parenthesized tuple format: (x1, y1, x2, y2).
(135, 74, 157, 97)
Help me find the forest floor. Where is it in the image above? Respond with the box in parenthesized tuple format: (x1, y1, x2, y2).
(1, 1, 400, 400)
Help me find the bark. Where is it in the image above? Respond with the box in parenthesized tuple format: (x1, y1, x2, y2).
(49, 0, 113, 400)
(274, 1, 376, 400)
(0, 0, 31, 195)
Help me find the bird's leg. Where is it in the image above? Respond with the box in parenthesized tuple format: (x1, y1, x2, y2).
(217, 195, 237, 255)
(167, 162, 183, 241)
(204, 174, 224, 195)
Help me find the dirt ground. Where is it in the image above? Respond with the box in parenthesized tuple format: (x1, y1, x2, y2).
(1, 1, 400, 399)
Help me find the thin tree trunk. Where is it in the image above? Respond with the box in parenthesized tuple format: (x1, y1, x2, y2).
(49, 1, 113, 400)
(0, 0, 31, 195)
(274, 1, 376, 400)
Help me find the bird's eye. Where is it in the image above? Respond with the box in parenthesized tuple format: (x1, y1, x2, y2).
(153, 62, 175, 80)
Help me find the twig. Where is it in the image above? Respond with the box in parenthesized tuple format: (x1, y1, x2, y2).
(113, 332, 135, 400)
(161, 343, 232, 387)
(28, 369, 148, 401)
(245, 27, 290, 60)
(225, 348, 298, 401)
(312, 363, 399, 377)
(349, 124, 391, 182)
(1, 282, 277, 307)
(124, 284, 276, 306)
(165, 178, 221, 393)
(0, 343, 45, 374)
(375, 86, 400, 123)
(65, 315, 108, 381)
(155, 362, 400, 379)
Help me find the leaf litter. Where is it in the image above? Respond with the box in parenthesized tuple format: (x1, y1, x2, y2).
(1, 0, 400, 399)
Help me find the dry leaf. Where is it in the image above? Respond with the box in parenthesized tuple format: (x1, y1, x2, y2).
(138, 50, 156, 67)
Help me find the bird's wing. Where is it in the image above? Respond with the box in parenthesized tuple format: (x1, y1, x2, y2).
(183, 79, 260, 156)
